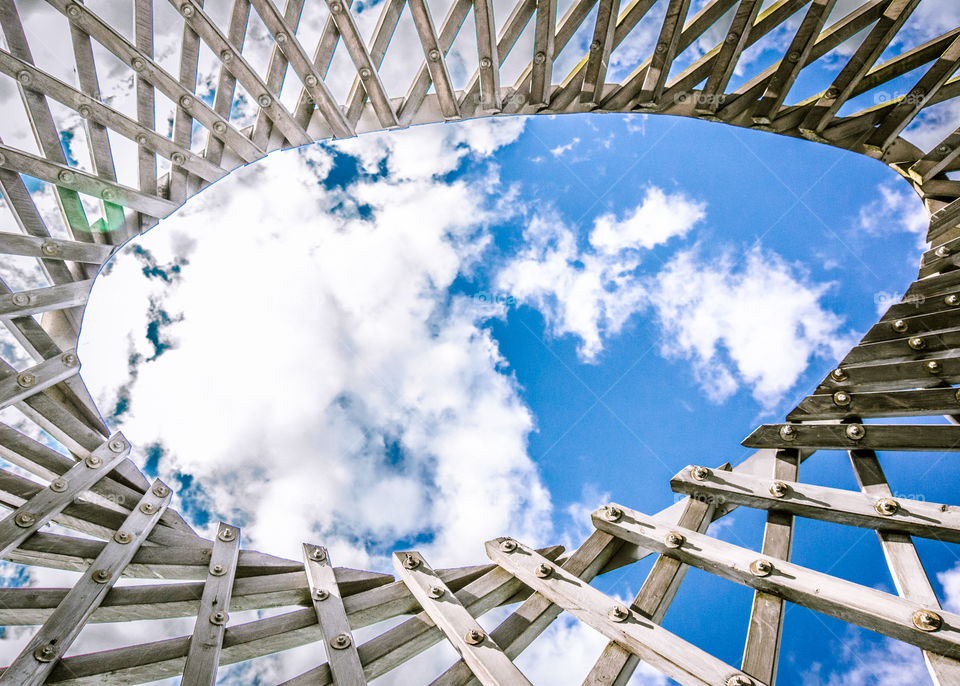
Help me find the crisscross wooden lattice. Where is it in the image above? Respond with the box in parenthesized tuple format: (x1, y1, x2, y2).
(0, 0, 959, 683)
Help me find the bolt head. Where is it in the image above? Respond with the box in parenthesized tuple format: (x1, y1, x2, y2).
(309, 548, 327, 562)
(464, 629, 485, 645)
(330, 2, 343, 12)
(946, 294, 959, 307)
(218, 527, 237, 542)
(935, 246, 951, 258)
(108, 438, 126, 453)
(402, 553, 420, 569)
(131, 57, 145, 71)
(769, 481, 789, 498)
(304, 74, 318, 87)
(33, 645, 56, 662)
(152, 483, 169, 498)
(908, 336, 926, 350)
(913, 609, 942, 632)
(590, 40, 601, 52)
(313, 588, 329, 600)
(608, 604, 629, 622)
(749, 559, 773, 577)
(534, 51, 546, 65)
(499, 538, 518, 552)
(58, 170, 75, 184)
(655, 42, 667, 54)
(41, 241, 59, 256)
(179, 95, 192, 109)
(891, 319, 908, 333)
(213, 121, 227, 134)
(330, 633, 352, 649)
(12, 293, 29, 306)
(535, 563, 553, 578)
(479, 57, 492, 69)
(830, 367, 847, 382)
(691, 465, 710, 481)
(66, 4, 81, 18)
(220, 49, 233, 63)
(114, 531, 132, 544)
(17, 372, 35, 388)
(428, 48, 441, 62)
(210, 563, 226, 576)
(140, 502, 158, 515)
(832, 391, 851, 407)
(17, 70, 31, 85)
(180, 3, 195, 17)
(210, 610, 228, 625)
(136, 134, 148, 145)
(602, 505, 623, 521)
(171, 152, 186, 165)
(102, 188, 115, 201)
(14, 511, 36, 528)
(845, 423, 865, 440)
(787, 50, 800, 62)
(92, 568, 112, 583)
(778, 425, 797, 441)
(427, 585, 444, 599)
(927, 360, 942, 374)
(49, 478, 68, 493)
(664, 532, 684, 548)
(727, 676, 753, 686)
(725, 31, 739, 43)
(275, 31, 287, 43)
(875, 498, 899, 516)
(257, 94, 272, 108)
(78, 105, 91, 119)
(85, 454, 103, 468)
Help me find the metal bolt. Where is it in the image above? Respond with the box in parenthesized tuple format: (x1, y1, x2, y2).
(49, 478, 67, 493)
(778, 425, 797, 441)
(535, 563, 553, 578)
(358, 68, 372, 80)
(875, 498, 899, 516)
(749, 559, 773, 577)
(786, 50, 800, 62)
(12, 293, 29, 306)
(17, 372, 36, 388)
(891, 319, 908, 333)
(691, 465, 710, 481)
(14, 512, 36, 528)
(92, 568, 112, 583)
(429, 49, 441, 62)
(655, 42, 667, 54)
(85, 454, 103, 468)
(210, 610, 228, 625)
(913, 609, 942, 632)
(602, 505, 623, 521)
(727, 676, 753, 686)
(210, 563, 226, 576)
(534, 51, 546, 65)
(464, 629, 485, 645)
(402, 553, 419, 569)
(66, 4, 81, 18)
(17, 70, 31, 85)
(304, 74, 318, 87)
(499, 538, 518, 553)
(939, 145, 951, 154)
(220, 49, 233, 63)
(769, 481, 789, 498)
(58, 170, 75, 184)
(218, 527, 237, 542)
(946, 294, 959, 307)
(180, 3, 195, 17)
(152, 483, 169, 498)
(108, 438, 126, 453)
(213, 121, 227, 134)
(725, 31, 738, 43)
(608, 604, 629, 622)
(927, 360, 942, 375)
(171, 152, 186, 165)
(275, 31, 287, 43)
(590, 40, 601, 52)
(140, 502, 158, 514)
(41, 241, 59, 257)
(479, 57, 492, 69)
(330, 633, 352, 649)
(908, 336, 926, 350)
(33, 645, 56, 662)
(131, 56, 145, 71)
(833, 391, 851, 407)
(179, 95, 193, 109)
(136, 134, 148, 145)
(845, 423, 865, 441)
(78, 104, 91, 119)
(257, 94, 272, 108)
(114, 531, 132, 544)
(935, 246, 951, 258)
(313, 588, 329, 600)
(330, 2, 343, 12)
(830, 367, 847, 382)
(102, 189, 115, 201)
(427, 585, 444, 599)
(826, 87, 840, 99)
(664, 532, 684, 548)
(309, 547, 327, 561)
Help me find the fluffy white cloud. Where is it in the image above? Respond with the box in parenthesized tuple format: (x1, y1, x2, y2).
(800, 631, 929, 686)
(591, 187, 706, 254)
(648, 246, 855, 406)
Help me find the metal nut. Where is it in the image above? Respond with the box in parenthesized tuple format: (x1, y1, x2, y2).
(218, 527, 237, 542)
(927, 360, 942, 374)
(78, 104, 91, 118)
(786, 50, 800, 62)
(49, 478, 68, 493)
(330, 633, 352, 649)
(602, 505, 623, 521)
(832, 391, 851, 407)
(830, 367, 847, 382)
(58, 170, 75, 184)
(664, 532, 684, 548)
(102, 189, 115, 201)
(499, 538, 517, 553)
(16, 372, 35, 388)
(257, 94, 272, 108)
(891, 319, 908, 333)
(85, 454, 103, 468)
(479, 57, 492, 69)
(180, 3, 195, 17)
(402, 553, 419, 569)
(66, 4, 81, 18)
(608, 604, 629, 622)
(108, 438, 126, 453)
(845, 423, 865, 441)
(179, 95, 192, 109)
(359, 68, 371, 79)
(749, 559, 773, 577)
(210, 563, 226, 576)
(171, 152, 186, 165)
(769, 481, 789, 498)
(427, 585, 444, 599)
(213, 121, 228, 135)
(946, 294, 959, 307)
(309, 547, 327, 562)
(727, 676, 753, 686)
(304, 74, 318, 87)
(131, 56, 145, 71)
(220, 49, 233, 63)
(114, 531, 132, 544)
(140, 502, 158, 514)
(429, 49, 441, 62)
(92, 568, 112, 583)
(691, 465, 710, 481)
(33, 645, 56, 662)
(589, 40, 601, 52)
(875, 498, 899, 516)
(14, 511, 36, 528)
(913, 609, 942, 632)
(330, 2, 343, 12)
(152, 483, 169, 498)
(41, 241, 59, 256)
(534, 51, 546, 65)
(275, 31, 287, 43)
(210, 610, 228, 625)
(535, 563, 553, 578)
(908, 336, 926, 350)
(778, 425, 797, 441)
(17, 70, 31, 85)
(655, 42, 667, 54)
(12, 293, 29, 306)
(313, 588, 329, 600)
(464, 629, 485, 645)
(136, 134, 148, 145)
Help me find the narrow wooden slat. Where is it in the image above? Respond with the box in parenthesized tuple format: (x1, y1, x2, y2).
(592, 504, 960, 658)
(788, 386, 960, 420)
(800, 0, 921, 135)
(579, 0, 620, 105)
(0, 480, 170, 686)
(635, 0, 691, 105)
(750, 0, 835, 123)
(343, 0, 404, 125)
(810, 356, 960, 393)
(744, 422, 960, 451)
(487, 537, 762, 686)
(182, 523, 241, 686)
(929, 196, 960, 241)
(169, 0, 205, 202)
(473, 0, 502, 112)
(304, 544, 365, 686)
(204, 0, 250, 166)
(696, 0, 764, 114)
(0, 350, 79, 410)
(529, 0, 556, 106)
(0, 280, 93, 318)
(134, 0, 157, 231)
(251, 0, 305, 150)
(407, 0, 460, 119)
(395, 551, 531, 686)
(910, 125, 960, 183)
(0, 232, 114, 264)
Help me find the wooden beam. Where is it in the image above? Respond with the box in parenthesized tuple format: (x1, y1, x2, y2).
(696, 0, 764, 114)
(635, 0, 692, 105)
(473, 0, 502, 112)
(579, 0, 620, 105)
(407, 0, 460, 120)
(529, 0, 557, 106)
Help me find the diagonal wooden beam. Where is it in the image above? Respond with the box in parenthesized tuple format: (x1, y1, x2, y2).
(579, 0, 621, 105)
(408, 0, 460, 119)
(529, 0, 557, 106)
(696, 0, 764, 114)
(473, 0, 502, 112)
(343, 0, 405, 125)
(635, 0, 692, 105)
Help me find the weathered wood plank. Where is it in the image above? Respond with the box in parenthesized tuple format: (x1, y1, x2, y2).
(473, 0, 502, 112)
(788, 386, 960, 420)
(743, 422, 960, 451)
(0, 351, 79, 410)
(579, 0, 620, 105)
(407, 0, 460, 119)
(635, 0, 691, 105)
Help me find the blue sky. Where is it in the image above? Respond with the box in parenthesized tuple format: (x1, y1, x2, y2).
(0, 0, 959, 683)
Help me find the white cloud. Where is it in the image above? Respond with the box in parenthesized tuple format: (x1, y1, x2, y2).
(590, 187, 706, 254)
(648, 246, 855, 406)
(800, 630, 929, 686)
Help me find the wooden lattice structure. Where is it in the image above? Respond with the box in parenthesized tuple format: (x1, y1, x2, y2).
(0, 0, 958, 683)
